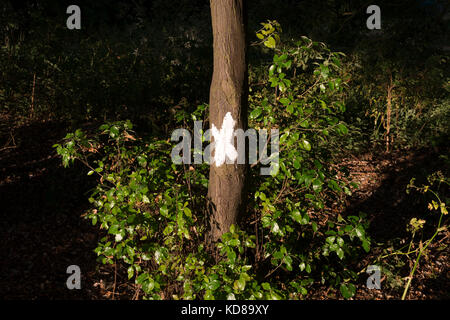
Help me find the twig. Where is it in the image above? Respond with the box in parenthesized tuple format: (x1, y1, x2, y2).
(0, 131, 17, 152)
(133, 284, 141, 300)
(402, 210, 445, 300)
(112, 261, 117, 300)
(264, 259, 284, 278)
(30, 73, 36, 118)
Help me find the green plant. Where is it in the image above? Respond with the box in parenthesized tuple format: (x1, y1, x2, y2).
(54, 21, 372, 300)
(244, 21, 371, 298)
(401, 171, 448, 300)
(374, 170, 448, 299)
(342, 37, 449, 151)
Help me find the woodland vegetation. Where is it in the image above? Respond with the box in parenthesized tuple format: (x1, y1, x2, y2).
(0, 0, 448, 300)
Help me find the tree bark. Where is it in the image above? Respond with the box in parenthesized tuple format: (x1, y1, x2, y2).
(208, 0, 248, 243)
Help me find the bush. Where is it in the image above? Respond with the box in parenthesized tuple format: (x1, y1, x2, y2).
(54, 22, 371, 300)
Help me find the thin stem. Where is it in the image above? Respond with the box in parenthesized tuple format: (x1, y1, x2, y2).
(401, 212, 444, 300)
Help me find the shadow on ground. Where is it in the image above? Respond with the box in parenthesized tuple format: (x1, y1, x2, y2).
(343, 148, 449, 299)
(1, 115, 448, 299)
(0, 118, 102, 299)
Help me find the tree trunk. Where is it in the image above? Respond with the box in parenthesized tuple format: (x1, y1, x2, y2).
(208, 0, 248, 243)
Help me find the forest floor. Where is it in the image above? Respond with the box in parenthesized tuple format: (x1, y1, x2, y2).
(0, 114, 448, 299)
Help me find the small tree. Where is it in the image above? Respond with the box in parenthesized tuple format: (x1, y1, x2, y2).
(207, 0, 248, 243)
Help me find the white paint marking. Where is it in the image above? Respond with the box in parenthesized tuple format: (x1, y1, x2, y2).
(211, 112, 238, 166)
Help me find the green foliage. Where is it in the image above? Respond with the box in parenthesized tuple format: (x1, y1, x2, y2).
(54, 22, 371, 300)
(248, 21, 370, 298)
(0, 1, 212, 123)
(342, 36, 449, 151)
(55, 115, 210, 300)
(375, 170, 449, 299)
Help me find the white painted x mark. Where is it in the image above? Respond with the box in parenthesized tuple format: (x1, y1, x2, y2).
(211, 112, 238, 166)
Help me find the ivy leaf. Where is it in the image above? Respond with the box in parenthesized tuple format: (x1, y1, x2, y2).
(328, 180, 342, 192)
(286, 104, 294, 113)
(262, 282, 271, 291)
(109, 125, 119, 138)
(326, 236, 336, 244)
(142, 278, 155, 293)
(136, 273, 148, 285)
(127, 266, 134, 280)
(160, 205, 169, 217)
(270, 162, 280, 177)
(290, 210, 302, 223)
(299, 262, 306, 271)
(300, 119, 309, 128)
(340, 283, 356, 299)
(355, 226, 365, 240)
(207, 280, 221, 291)
(108, 224, 119, 235)
(301, 139, 311, 151)
(362, 240, 370, 253)
(264, 36, 276, 48)
(228, 239, 240, 247)
(279, 97, 290, 106)
(312, 179, 322, 192)
(183, 207, 192, 218)
(305, 264, 311, 273)
(269, 64, 276, 76)
(300, 214, 309, 225)
(233, 278, 246, 291)
(227, 293, 236, 300)
(250, 108, 262, 119)
(337, 123, 348, 135)
(336, 248, 344, 260)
